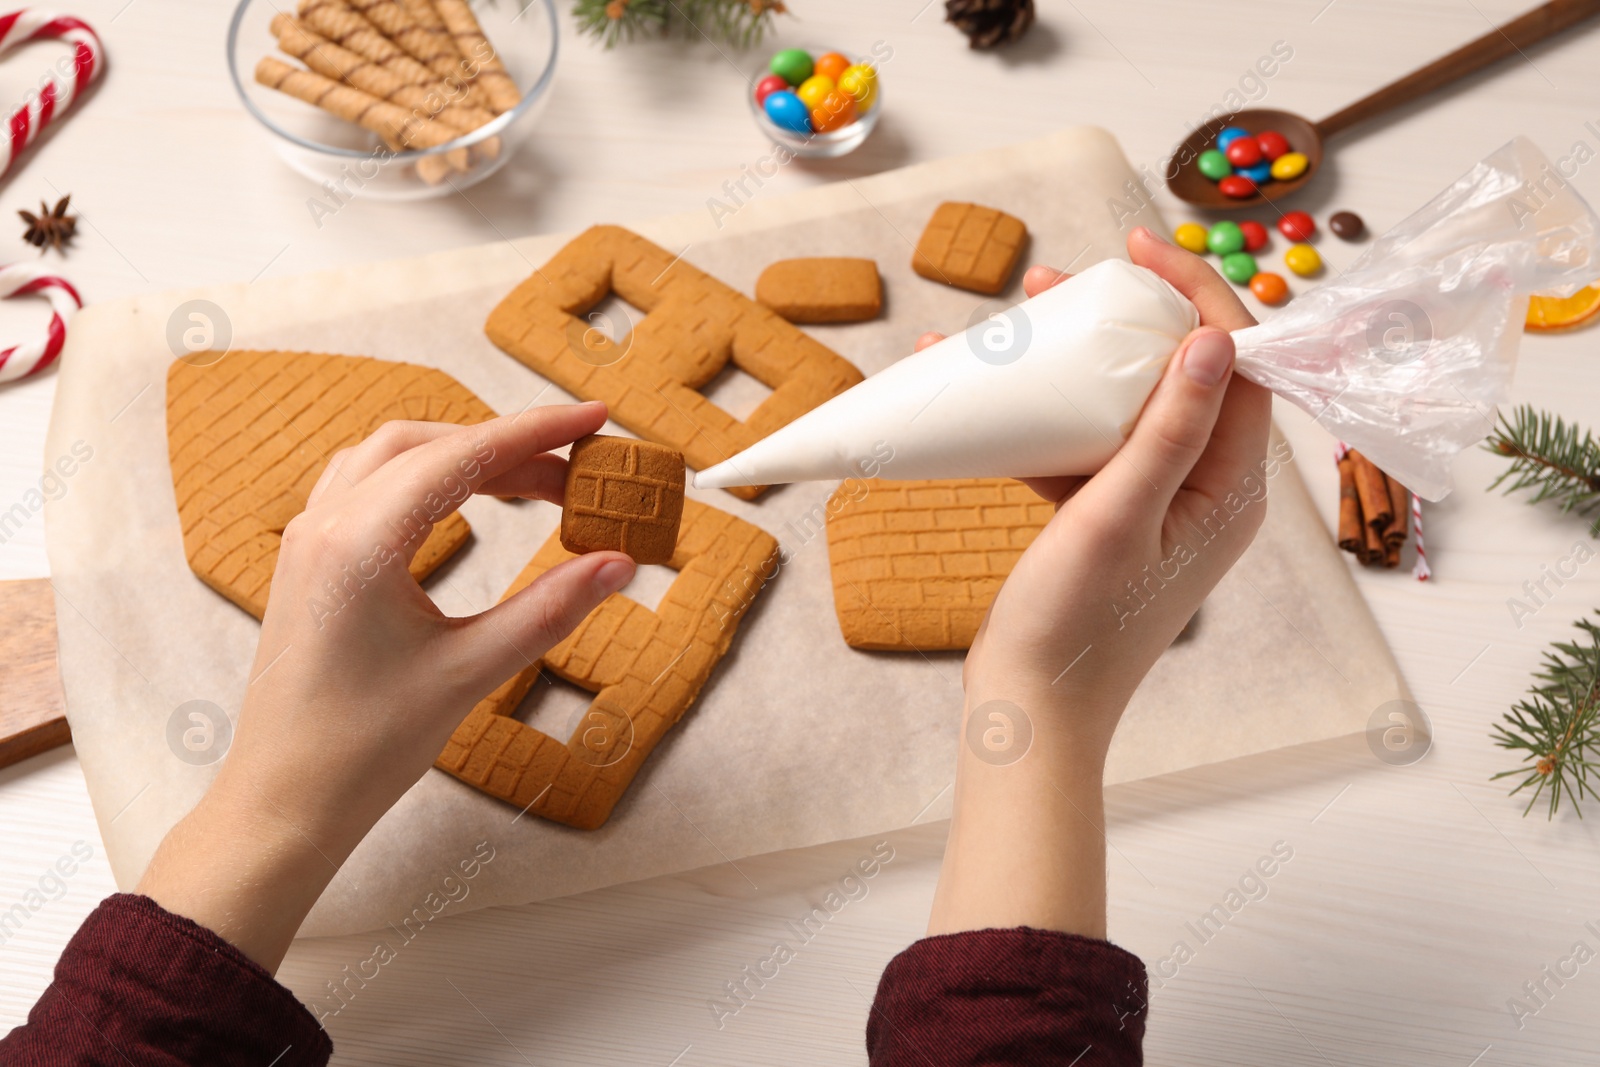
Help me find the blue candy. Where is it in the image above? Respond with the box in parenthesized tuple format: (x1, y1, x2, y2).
(1215, 126, 1249, 151)
(1237, 161, 1273, 184)
(763, 90, 812, 134)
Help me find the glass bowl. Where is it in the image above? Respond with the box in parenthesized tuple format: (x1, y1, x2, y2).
(748, 49, 881, 160)
(227, 0, 558, 200)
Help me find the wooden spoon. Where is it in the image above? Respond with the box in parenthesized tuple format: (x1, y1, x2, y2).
(1168, 0, 1600, 210)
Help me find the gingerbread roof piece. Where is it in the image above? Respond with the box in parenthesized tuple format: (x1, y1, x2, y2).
(911, 201, 1028, 295)
(166, 350, 496, 619)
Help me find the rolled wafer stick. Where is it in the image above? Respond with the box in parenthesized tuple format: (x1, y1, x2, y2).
(1384, 474, 1408, 548)
(399, 0, 465, 72)
(1348, 450, 1392, 531)
(1336, 453, 1364, 554)
(383, 133, 455, 184)
(296, 0, 488, 112)
(255, 57, 463, 152)
(433, 0, 521, 113)
(301, 0, 493, 111)
(272, 14, 496, 133)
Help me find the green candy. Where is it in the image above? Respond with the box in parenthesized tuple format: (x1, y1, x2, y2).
(1207, 221, 1244, 256)
(1220, 251, 1258, 284)
(1197, 149, 1231, 181)
(769, 48, 814, 86)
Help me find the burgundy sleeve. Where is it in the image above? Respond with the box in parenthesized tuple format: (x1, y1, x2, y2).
(867, 926, 1148, 1066)
(1, 893, 332, 1067)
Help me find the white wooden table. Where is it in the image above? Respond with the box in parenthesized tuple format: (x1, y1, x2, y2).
(4, 1, 1600, 1062)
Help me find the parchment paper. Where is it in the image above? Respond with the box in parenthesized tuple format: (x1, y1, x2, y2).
(44, 127, 1407, 937)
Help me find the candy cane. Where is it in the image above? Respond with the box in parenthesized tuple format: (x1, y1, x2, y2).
(0, 10, 103, 179)
(0, 262, 80, 383)
(1411, 492, 1431, 582)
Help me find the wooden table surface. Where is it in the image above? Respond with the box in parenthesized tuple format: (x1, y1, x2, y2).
(4, 1, 1600, 1063)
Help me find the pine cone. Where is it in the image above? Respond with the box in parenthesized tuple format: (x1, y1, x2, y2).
(945, 0, 1034, 49)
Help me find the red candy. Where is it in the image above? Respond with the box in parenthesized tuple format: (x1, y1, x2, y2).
(1225, 137, 1262, 167)
(1256, 130, 1289, 161)
(1277, 211, 1315, 241)
(1239, 220, 1269, 252)
(754, 73, 788, 105)
(1218, 175, 1256, 199)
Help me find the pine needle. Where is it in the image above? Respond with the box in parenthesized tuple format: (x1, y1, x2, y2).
(1491, 612, 1600, 818)
(571, 0, 784, 49)
(1484, 404, 1600, 534)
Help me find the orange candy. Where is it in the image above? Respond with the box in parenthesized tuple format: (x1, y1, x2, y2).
(1526, 284, 1600, 332)
(1249, 271, 1289, 305)
(811, 90, 856, 133)
(813, 52, 851, 83)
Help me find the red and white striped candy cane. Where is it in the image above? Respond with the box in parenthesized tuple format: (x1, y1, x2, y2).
(0, 262, 80, 383)
(1411, 492, 1431, 581)
(0, 9, 103, 179)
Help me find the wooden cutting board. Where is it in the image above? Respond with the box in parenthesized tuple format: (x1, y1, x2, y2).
(0, 578, 70, 767)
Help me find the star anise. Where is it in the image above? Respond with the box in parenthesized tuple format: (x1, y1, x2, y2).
(19, 195, 76, 254)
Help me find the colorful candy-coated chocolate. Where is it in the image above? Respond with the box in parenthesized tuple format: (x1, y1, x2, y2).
(1270, 151, 1308, 181)
(1225, 136, 1262, 167)
(837, 63, 878, 112)
(1197, 149, 1231, 181)
(1220, 251, 1258, 285)
(1249, 271, 1288, 303)
(1173, 222, 1209, 254)
(769, 48, 814, 86)
(763, 89, 812, 133)
(1238, 161, 1272, 184)
(797, 74, 835, 110)
(810, 90, 856, 133)
(1255, 130, 1289, 161)
(1238, 220, 1269, 252)
(1218, 174, 1256, 199)
(754, 73, 788, 105)
(1207, 220, 1245, 256)
(1215, 126, 1249, 151)
(1277, 211, 1315, 242)
(813, 52, 851, 82)
(1329, 210, 1365, 240)
(1284, 242, 1321, 276)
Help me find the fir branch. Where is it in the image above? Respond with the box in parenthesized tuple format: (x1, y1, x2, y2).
(571, 0, 785, 48)
(1491, 612, 1600, 818)
(1484, 404, 1600, 532)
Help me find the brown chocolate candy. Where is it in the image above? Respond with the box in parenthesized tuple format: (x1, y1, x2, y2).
(1329, 211, 1365, 241)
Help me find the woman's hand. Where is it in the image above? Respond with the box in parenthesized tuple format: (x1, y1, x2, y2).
(137, 402, 636, 971)
(928, 227, 1272, 938)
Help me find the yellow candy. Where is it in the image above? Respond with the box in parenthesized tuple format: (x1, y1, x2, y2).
(797, 75, 835, 111)
(1174, 222, 1208, 254)
(837, 63, 878, 113)
(1284, 242, 1321, 277)
(1271, 151, 1308, 181)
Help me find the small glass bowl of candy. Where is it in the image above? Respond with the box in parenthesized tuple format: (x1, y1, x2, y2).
(748, 46, 881, 159)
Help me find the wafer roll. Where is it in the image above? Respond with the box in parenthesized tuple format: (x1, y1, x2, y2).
(434, 0, 521, 113)
(272, 14, 495, 132)
(296, 0, 487, 111)
(301, 0, 493, 111)
(399, 0, 462, 67)
(383, 133, 456, 184)
(255, 57, 463, 151)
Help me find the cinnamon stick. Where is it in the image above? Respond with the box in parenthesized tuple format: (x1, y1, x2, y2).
(1384, 474, 1409, 547)
(1337, 453, 1365, 554)
(1349, 450, 1392, 530)
(1363, 507, 1385, 564)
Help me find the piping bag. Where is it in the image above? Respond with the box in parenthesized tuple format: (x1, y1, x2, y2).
(696, 138, 1600, 501)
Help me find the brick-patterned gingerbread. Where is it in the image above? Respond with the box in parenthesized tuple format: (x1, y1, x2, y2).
(484, 225, 864, 500)
(561, 434, 685, 565)
(166, 350, 496, 619)
(911, 201, 1028, 295)
(825, 478, 1054, 651)
(755, 257, 882, 324)
(436, 498, 779, 829)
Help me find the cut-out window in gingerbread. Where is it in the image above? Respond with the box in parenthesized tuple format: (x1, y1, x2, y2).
(166, 350, 495, 620)
(436, 498, 779, 830)
(484, 225, 865, 501)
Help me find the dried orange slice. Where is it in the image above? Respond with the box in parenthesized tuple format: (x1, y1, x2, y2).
(1526, 284, 1600, 332)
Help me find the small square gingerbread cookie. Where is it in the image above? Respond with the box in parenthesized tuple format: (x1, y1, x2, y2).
(912, 201, 1028, 295)
(755, 257, 882, 324)
(561, 434, 686, 565)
